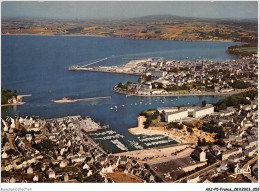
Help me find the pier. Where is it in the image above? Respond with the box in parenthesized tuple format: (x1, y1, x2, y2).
(122, 57, 162, 60)
(69, 57, 108, 70)
(51, 96, 111, 103)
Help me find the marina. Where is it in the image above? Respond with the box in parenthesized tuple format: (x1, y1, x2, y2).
(88, 130, 117, 136)
(129, 140, 143, 150)
(144, 139, 174, 147)
(94, 133, 124, 140)
(80, 117, 109, 132)
(137, 135, 176, 147)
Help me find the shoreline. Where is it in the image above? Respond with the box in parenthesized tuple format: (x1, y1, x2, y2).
(1, 33, 108, 37)
(128, 116, 185, 144)
(1, 94, 32, 107)
(114, 88, 247, 97)
(1, 102, 26, 107)
(70, 68, 143, 76)
(2, 33, 241, 43)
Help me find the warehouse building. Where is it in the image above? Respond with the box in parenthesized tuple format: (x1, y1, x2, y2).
(193, 104, 214, 118)
(163, 109, 188, 122)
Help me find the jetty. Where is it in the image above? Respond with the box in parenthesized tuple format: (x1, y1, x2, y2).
(69, 57, 108, 70)
(51, 96, 111, 103)
(1, 94, 32, 107)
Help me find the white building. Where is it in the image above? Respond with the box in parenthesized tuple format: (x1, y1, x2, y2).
(1, 151, 8, 159)
(219, 88, 234, 93)
(151, 90, 166, 95)
(138, 89, 151, 95)
(27, 167, 33, 174)
(142, 82, 152, 89)
(2, 119, 9, 132)
(200, 151, 207, 162)
(26, 134, 33, 142)
(242, 105, 252, 111)
(151, 70, 167, 77)
(33, 175, 39, 182)
(10, 118, 16, 128)
(59, 160, 67, 168)
(193, 104, 214, 118)
(164, 110, 188, 123)
(48, 171, 56, 179)
(157, 107, 178, 113)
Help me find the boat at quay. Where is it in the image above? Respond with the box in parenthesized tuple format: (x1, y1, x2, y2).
(110, 139, 128, 151)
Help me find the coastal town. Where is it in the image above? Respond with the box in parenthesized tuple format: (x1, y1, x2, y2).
(70, 55, 258, 97)
(1, 2, 258, 189)
(1, 86, 258, 182)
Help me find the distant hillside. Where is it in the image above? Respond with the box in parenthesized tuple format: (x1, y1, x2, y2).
(2, 15, 258, 43)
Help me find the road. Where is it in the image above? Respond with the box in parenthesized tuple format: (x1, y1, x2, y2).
(148, 147, 195, 165)
(114, 144, 192, 162)
(74, 119, 107, 154)
(174, 160, 221, 183)
(242, 155, 258, 183)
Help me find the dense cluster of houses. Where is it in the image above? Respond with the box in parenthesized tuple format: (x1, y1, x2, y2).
(186, 99, 258, 182)
(113, 56, 257, 96)
(1, 115, 160, 183)
(1, 86, 258, 183)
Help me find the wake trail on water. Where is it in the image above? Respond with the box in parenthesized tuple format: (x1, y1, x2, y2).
(71, 56, 115, 67)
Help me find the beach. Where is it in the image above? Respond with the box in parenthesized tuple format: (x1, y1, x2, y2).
(128, 116, 185, 144)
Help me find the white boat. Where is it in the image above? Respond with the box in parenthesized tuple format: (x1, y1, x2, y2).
(144, 139, 172, 147)
(129, 140, 143, 150)
(111, 139, 128, 151)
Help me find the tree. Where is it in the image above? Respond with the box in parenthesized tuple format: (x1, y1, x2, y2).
(6, 149, 16, 155)
(126, 81, 132, 85)
(215, 138, 225, 147)
(77, 172, 83, 182)
(202, 100, 207, 107)
(40, 139, 54, 149)
(206, 152, 217, 164)
(118, 82, 123, 88)
(187, 127, 194, 134)
(21, 127, 28, 136)
(198, 138, 202, 146)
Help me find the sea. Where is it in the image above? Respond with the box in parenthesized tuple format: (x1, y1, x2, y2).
(1, 35, 239, 152)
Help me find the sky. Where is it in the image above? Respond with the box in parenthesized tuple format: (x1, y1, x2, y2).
(1, 1, 258, 20)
